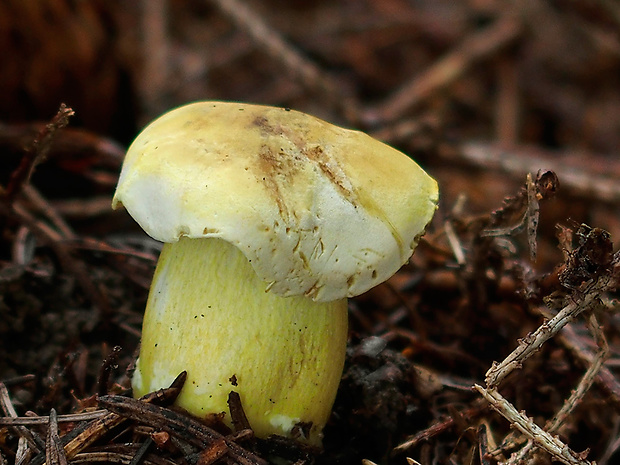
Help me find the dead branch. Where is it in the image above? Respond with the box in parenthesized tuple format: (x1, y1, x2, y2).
(363, 14, 522, 124)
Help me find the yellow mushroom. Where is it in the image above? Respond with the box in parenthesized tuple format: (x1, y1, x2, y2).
(112, 101, 438, 445)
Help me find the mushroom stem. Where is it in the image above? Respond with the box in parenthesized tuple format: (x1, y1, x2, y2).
(132, 237, 348, 445)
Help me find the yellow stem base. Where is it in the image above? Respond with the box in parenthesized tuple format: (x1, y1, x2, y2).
(132, 237, 348, 445)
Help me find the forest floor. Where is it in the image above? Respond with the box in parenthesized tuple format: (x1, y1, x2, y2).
(1, 1, 620, 464)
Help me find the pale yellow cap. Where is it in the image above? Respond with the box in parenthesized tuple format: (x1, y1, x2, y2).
(112, 101, 438, 302)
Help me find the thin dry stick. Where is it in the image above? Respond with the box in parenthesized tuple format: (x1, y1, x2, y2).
(15, 438, 30, 465)
(478, 173, 541, 262)
(22, 185, 75, 240)
(392, 401, 488, 454)
(485, 289, 602, 387)
(10, 202, 64, 242)
(525, 173, 540, 261)
(45, 410, 68, 465)
(477, 423, 493, 465)
(443, 194, 469, 266)
(363, 14, 522, 124)
(444, 219, 466, 266)
(474, 385, 592, 465)
(547, 313, 609, 433)
(458, 142, 620, 204)
(495, 57, 520, 148)
(486, 429, 527, 462)
(0, 382, 44, 453)
(0, 410, 109, 426)
(209, 0, 354, 117)
(62, 238, 158, 262)
(3, 104, 74, 203)
(504, 440, 540, 465)
(557, 322, 620, 407)
(499, 313, 609, 465)
(70, 450, 176, 465)
(52, 197, 117, 219)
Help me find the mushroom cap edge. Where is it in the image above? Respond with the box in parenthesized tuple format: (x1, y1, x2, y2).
(112, 101, 439, 302)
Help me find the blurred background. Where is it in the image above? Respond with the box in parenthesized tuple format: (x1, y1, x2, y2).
(2, 0, 619, 228)
(1, 1, 620, 463)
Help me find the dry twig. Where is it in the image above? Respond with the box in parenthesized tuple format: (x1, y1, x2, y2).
(14, 373, 189, 465)
(3, 104, 74, 203)
(484, 288, 603, 387)
(363, 15, 522, 124)
(0, 382, 45, 453)
(209, 0, 355, 119)
(98, 395, 267, 465)
(45, 409, 68, 465)
(474, 385, 593, 465)
(456, 142, 620, 204)
(477, 217, 619, 464)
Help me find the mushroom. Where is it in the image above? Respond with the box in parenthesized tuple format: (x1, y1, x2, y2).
(112, 101, 438, 445)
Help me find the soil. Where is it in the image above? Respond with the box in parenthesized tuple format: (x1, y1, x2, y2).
(1, 2, 620, 465)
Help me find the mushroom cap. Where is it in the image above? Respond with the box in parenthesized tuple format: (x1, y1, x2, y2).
(112, 101, 438, 302)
